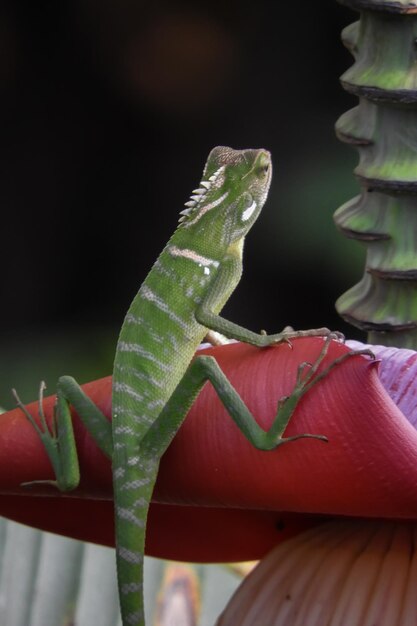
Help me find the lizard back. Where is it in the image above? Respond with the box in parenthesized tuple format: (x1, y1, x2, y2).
(111, 146, 272, 626)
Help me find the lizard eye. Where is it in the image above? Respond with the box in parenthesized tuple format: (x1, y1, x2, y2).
(257, 164, 270, 178)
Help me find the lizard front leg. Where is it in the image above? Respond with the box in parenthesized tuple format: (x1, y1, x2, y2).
(195, 258, 334, 348)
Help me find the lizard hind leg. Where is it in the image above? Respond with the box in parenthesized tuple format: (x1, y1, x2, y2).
(140, 335, 375, 457)
(12, 376, 113, 491)
(12, 380, 79, 490)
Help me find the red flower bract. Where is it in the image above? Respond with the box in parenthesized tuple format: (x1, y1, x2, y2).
(0, 337, 416, 562)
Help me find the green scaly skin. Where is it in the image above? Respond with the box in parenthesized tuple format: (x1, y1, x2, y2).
(13, 147, 361, 626)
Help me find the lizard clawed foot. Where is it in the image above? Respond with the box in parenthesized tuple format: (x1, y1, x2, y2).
(277, 432, 329, 446)
(259, 328, 293, 348)
(293, 334, 375, 390)
(21, 479, 60, 488)
(261, 335, 375, 450)
(259, 327, 345, 348)
(12, 381, 51, 437)
(12, 382, 63, 490)
(328, 330, 345, 342)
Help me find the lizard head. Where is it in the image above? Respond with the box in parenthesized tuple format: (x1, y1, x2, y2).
(178, 146, 272, 249)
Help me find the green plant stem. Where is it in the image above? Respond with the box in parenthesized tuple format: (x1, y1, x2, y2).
(335, 0, 417, 349)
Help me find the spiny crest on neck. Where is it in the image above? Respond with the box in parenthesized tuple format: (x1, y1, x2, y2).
(178, 164, 226, 225)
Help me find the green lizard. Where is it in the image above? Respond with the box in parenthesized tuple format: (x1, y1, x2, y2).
(14, 146, 354, 625)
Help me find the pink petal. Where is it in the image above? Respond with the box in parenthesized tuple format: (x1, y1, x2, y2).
(347, 340, 417, 428)
(216, 520, 417, 625)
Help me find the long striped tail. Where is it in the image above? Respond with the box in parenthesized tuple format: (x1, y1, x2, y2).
(113, 450, 159, 626)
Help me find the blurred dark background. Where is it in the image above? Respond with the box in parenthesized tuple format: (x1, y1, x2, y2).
(0, 0, 364, 406)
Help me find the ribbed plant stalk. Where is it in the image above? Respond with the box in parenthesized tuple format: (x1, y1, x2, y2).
(334, 0, 417, 348)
